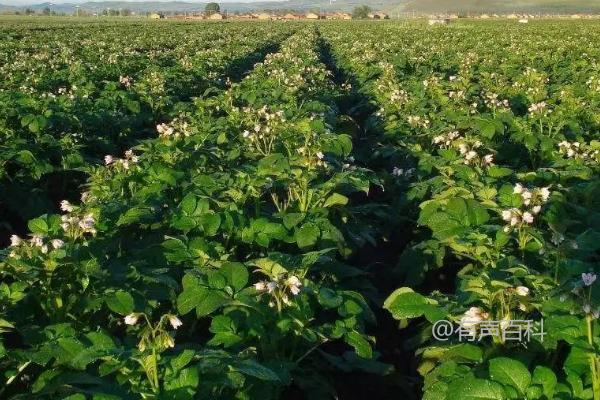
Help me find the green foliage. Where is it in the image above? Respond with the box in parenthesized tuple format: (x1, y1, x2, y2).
(352, 5, 372, 19)
(204, 2, 220, 14)
(321, 18, 600, 400)
(2, 17, 600, 400)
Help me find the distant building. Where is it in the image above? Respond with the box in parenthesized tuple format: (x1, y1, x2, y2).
(282, 13, 300, 20)
(149, 13, 164, 19)
(325, 12, 352, 20)
(256, 12, 272, 20)
(480, 14, 490, 19)
(368, 11, 389, 19)
(507, 13, 519, 19)
(518, 18, 529, 23)
(305, 12, 322, 20)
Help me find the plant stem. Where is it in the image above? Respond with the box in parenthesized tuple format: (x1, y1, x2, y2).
(586, 314, 600, 400)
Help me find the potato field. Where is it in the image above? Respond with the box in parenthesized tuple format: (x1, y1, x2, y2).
(0, 18, 599, 400)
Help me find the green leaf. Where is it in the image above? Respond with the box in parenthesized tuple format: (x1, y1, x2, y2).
(426, 212, 466, 240)
(220, 262, 248, 292)
(345, 331, 373, 359)
(323, 193, 349, 208)
(231, 359, 280, 381)
(105, 291, 134, 315)
(282, 212, 305, 229)
(169, 349, 196, 373)
(295, 222, 320, 248)
(487, 166, 513, 178)
(531, 366, 557, 398)
(28, 217, 49, 234)
(446, 197, 489, 226)
(180, 194, 197, 215)
(177, 281, 228, 317)
(208, 315, 242, 347)
(383, 287, 444, 323)
(447, 377, 506, 400)
(489, 357, 531, 395)
(117, 207, 153, 226)
(257, 154, 289, 176)
(125, 100, 141, 114)
(318, 287, 343, 308)
(200, 213, 221, 236)
(164, 367, 199, 391)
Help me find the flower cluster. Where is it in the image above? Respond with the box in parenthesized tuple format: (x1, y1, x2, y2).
(586, 76, 600, 92)
(241, 106, 286, 151)
(457, 141, 494, 167)
(528, 101, 550, 116)
(119, 75, 133, 88)
(392, 166, 415, 178)
(569, 273, 599, 318)
(448, 89, 466, 100)
(104, 149, 139, 170)
(513, 67, 549, 99)
(483, 92, 510, 111)
(407, 115, 430, 129)
(501, 183, 550, 232)
(422, 75, 441, 88)
(156, 117, 191, 139)
(558, 141, 599, 161)
(502, 208, 535, 228)
(432, 130, 461, 148)
(513, 183, 550, 206)
(60, 212, 96, 238)
(459, 306, 489, 332)
(254, 274, 302, 309)
(8, 234, 64, 257)
(390, 88, 409, 103)
(124, 313, 182, 351)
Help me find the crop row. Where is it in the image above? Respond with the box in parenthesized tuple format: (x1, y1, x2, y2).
(0, 27, 392, 399)
(322, 21, 600, 399)
(0, 22, 293, 246)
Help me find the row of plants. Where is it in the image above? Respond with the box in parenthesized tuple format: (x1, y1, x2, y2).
(0, 21, 293, 245)
(322, 20, 599, 399)
(0, 26, 392, 399)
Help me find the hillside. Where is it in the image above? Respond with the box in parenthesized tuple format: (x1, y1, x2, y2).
(0, 0, 406, 14)
(401, 0, 600, 14)
(2, 0, 600, 14)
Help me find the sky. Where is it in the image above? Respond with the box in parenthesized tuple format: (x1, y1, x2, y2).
(2, 0, 283, 5)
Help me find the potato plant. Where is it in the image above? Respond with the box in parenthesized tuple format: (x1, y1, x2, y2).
(1, 18, 600, 400)
(322, 20, 600, 400)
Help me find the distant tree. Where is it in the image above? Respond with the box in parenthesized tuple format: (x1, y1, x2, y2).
(122, 8, 132, 16)
(25, 7, 34, 14)
(204, 2, 220, 15)
(352, 5, 371, 19)
(42, 6, 51, 15)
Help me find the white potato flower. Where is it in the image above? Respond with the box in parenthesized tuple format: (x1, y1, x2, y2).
(169, 315, 183, 330)
(124, 313, 139, 325)
(10, 235, 22, 247)
(515, 286, 530, 296)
